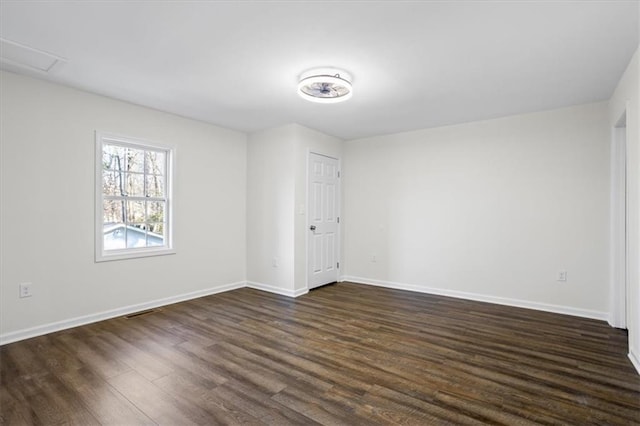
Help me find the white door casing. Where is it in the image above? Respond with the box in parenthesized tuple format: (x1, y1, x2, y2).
(610, 112, 628, 329)
(308, 153, 340, 289)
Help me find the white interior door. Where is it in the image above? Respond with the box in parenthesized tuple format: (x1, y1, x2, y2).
(308, 153, 340, 289)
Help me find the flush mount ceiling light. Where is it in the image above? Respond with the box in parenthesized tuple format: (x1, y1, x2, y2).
(297, 68, 353, 103)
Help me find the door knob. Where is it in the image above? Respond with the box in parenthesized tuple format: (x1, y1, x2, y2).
(309, 225, 316, 231)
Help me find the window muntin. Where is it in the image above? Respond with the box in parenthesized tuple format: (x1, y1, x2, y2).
(96, 133, 174, 261)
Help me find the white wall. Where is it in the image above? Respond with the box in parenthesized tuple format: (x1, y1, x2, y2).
(608, 47, 640, 372)
(246, 125, 296, 294)
(0, 71, 247, 343)
(343, 103, 610, 319)
(246, 124, 342, 295)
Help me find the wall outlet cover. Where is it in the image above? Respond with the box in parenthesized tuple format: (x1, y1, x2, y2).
(19, 282, 33, 298)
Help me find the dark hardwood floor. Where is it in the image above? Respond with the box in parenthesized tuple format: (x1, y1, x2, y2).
(1, 282, 639, 425)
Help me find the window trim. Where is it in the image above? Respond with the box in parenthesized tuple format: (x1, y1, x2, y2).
(95, 131, 176, 262)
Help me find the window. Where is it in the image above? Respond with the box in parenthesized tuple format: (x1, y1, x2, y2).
(95, 132, 174, 261)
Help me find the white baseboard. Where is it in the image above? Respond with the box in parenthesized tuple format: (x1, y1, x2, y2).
(293, 287, 309, 297)
(0, 276, 610, 346)
(246, 281, 307, 298)
(0, 281, 246, 346)
(341, 275, 608, 321)
(629, 350, 640, 374)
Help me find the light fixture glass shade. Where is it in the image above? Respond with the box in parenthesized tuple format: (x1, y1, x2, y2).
(297, 70, 352, 103)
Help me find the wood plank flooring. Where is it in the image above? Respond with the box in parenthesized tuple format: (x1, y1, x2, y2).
(1, 282, 639, 425)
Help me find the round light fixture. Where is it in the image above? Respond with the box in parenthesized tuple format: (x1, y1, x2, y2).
(297, 68, 353, 103)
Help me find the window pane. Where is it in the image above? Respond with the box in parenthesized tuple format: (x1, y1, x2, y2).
(127, 200, 146, 223)
(103, 223, 126, 250)
(148, 222, 164, 235)
(103, 145, 125, 171)
(103, 170, 124, 196)
(145, 175, 165, 198)
(125, 173, 145, 197)
(126, 148, 144, 173)
(126, 226, 146, 248)
(146, 224, 165, 247)
(103, 199, 125, 224)
(145, 150, 166, 175)
(148, 201, 165, 223)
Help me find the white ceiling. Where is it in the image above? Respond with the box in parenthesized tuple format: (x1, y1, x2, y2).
(1, 1, 638, 140)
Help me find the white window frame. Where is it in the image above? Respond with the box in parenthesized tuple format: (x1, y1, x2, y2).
(95, 131, 175, 262)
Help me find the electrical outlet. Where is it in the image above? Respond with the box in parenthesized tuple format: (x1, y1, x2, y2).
(272, 257, 279, 268)
(19, 282, 32, 298)
(371, 254, 377, 263)
(557, 271, 567, 282)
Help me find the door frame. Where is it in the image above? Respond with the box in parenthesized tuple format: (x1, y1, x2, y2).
(610, 107, 628, 329)
(305, 150, 341, 290)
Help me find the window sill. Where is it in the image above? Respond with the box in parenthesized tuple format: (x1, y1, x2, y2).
(95, 247, 176, 262)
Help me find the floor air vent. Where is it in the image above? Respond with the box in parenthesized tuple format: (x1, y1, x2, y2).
(124, 309, 158, 319)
